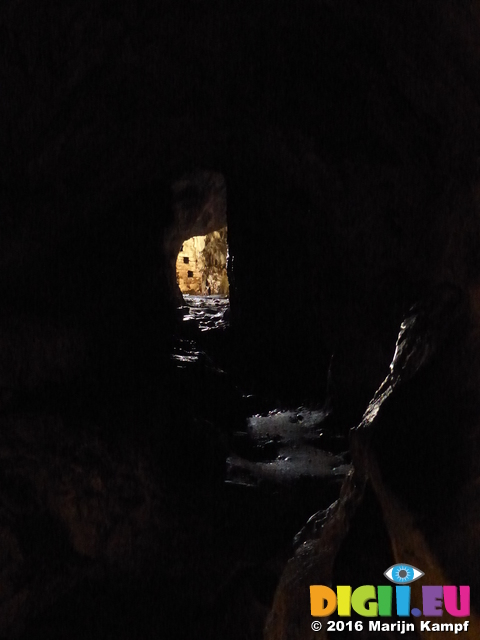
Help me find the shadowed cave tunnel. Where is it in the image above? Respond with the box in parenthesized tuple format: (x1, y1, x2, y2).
(2, 1, 480, 639)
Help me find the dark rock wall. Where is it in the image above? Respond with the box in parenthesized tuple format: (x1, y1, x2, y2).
(265, 287, 480, 639)
(3, 0, 480, 405)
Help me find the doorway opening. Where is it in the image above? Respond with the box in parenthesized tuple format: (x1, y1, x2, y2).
(165, 170, 230, 339)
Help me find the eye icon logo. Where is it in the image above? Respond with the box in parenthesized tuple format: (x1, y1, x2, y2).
(384, 564, 424, 584)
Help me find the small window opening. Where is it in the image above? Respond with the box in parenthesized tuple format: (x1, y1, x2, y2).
(183, 256, 189, 264)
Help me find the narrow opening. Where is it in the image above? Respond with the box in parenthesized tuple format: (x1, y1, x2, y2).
(175, 227, 229, 297)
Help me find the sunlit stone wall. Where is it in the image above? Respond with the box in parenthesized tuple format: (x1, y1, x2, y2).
(176, 229, 229, 296)
(176, 236, 206, 294)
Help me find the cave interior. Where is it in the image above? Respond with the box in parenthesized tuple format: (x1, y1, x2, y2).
(2, 1, 480, 639)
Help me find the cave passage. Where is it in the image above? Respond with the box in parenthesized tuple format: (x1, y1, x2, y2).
(6, 1, 480, 638)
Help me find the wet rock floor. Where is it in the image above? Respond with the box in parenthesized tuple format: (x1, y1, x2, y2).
(172, 295, 350, 494)
(8, 296, 350, 640)
(166, 296, 351, 637)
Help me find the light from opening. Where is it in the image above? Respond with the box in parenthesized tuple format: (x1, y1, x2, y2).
(176, 227, 229, 296)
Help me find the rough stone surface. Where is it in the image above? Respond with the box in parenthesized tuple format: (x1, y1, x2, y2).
(265, 288, 480, 639)
(0, 413, 165, 637)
